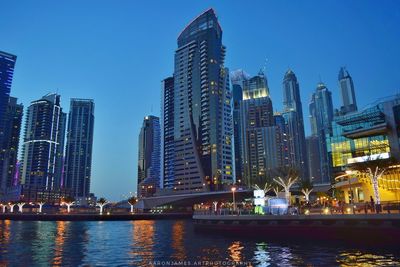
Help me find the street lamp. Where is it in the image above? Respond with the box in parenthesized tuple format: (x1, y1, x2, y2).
(231, 187, 236, 212)
(345, 170, 355, 214)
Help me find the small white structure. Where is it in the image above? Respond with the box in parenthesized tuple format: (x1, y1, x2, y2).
(253, 189, 266, 214)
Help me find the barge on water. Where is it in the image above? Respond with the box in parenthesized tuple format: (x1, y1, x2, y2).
(193, 214, 400, 243)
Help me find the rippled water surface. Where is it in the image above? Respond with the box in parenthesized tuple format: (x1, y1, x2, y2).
(0, 220, 399, 266)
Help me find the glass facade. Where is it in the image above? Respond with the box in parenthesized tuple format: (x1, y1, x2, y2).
(338, 67, 357, 114)
(172, 8, 233, 192)
(240, 72, 284, 186)
(64, 99, 95, 199)
(0, 51, 17, 195)
(161, 77, 175, 189)
(330, 104, 392, 171)
(21, 94, 66, 192)
(0, 97, 23, 192)
(282, 70, 308, 180)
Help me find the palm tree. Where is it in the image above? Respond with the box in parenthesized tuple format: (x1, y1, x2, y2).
(37, 201, 46, 213)
(128, 196, 137, 213)
(62, 196, 75, 213)
(349, 157, 397, 209)
(8, 202, 16, 213)
(300, 179, 314, 203)
(96, 197, 108, 215)
(17, 202, 26, 213)
(0, 203, 5, 213)
(272, 167, 299, 205)
(273, 185, 282, 197)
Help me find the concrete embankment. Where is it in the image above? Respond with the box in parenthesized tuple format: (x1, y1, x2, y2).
(193, 214, 400, 243)
(0, 213, 192, 221)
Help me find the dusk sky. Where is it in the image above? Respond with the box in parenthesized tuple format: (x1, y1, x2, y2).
(1, 0, 399, 200)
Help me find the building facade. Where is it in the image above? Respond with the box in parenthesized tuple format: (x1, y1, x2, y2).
(330, 95, 400, 203)
(282, 70, 308, 179)
(137, 115, 160, 198)
(0, 51, 17, 197)
(0, 97, 23, 191)
(64, 99, 95, 202)
(309, 82, 334, 184)
(0, 51, 16, 146)
(172, 8, 233, 192)
(240, 72, 283, 186)
(306, 135, 322, 183)
(21, 93, 66, 200)
(338, 67, 357, 115)
(161, 77, 175, 189)
(230, 69, 249, 184)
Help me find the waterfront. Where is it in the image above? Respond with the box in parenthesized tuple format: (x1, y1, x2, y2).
(1, 220, 400, 266)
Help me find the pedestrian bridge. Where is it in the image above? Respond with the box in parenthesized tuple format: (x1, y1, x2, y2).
(133, 189, 253, 210)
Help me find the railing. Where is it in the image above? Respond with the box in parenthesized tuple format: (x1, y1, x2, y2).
(193, 201, 400, 216)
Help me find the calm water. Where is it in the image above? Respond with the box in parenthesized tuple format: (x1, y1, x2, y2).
(0, 220, 399, 266)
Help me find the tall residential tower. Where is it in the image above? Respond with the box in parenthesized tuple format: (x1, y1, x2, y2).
(240, 72, 283, 186)
(21, 94, 66, 196)
(137, 115, 160, 198)
(0, 97, 23, 191)
(309, 83, 334, 184)
(64, 99, 95, 202)
(282, 70, 308, 180)
(172, 8, 233, 192)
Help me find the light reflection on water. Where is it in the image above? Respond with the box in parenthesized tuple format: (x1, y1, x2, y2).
(0, 220, 399, 266)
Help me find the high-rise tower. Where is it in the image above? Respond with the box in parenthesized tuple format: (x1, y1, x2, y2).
(0, 52, 18, 196)
(0, 97, 23, 191)
(282, 69, 308, 180)
(230, 69, 249, 184)
(309, 83, 334, 184)
(240, 72, 283, 186)
(137, 115, 160, 197)
(172, 9, 233, 192)
(64, 99, 95, 201)
(161, 77, 175, 190)
(0, 51, 16, 144)
(338, 67, 357, 114)
(21, 93, 66, 193)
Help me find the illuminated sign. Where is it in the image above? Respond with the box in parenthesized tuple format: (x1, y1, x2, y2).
(347, 152, 389, 164)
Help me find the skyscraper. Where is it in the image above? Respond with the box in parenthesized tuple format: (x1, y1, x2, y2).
(0, 97, 23, 191)
(230, 69, 249, 183)
(338, 67, 357, 114)
(0, 51, 16, 144)
(240, 72, 283, 186)
(137, 115, 160, 198)
(274, 113, 290, 166)
(306, 135, 322, 183)
(161, 77, 174, 189)
(309, 83, 334, 184)
(21, 93, 66, 194)
(64, 99, 95, 201)
(282, 69, 308, 179)
(172, 8, 233, 192)
(0, 51, 17, 192)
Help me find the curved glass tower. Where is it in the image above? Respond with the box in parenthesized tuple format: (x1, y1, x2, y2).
(173, 9, 233, 192)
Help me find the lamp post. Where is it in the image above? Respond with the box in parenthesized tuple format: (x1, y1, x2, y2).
(345, 170, 356, 214)
(231, 187, 236, 212)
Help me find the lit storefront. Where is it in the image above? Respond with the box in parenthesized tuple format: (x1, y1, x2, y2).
(329, 96, 400, 203)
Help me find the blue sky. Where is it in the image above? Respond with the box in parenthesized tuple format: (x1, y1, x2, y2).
(1, 0, 399, 200)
